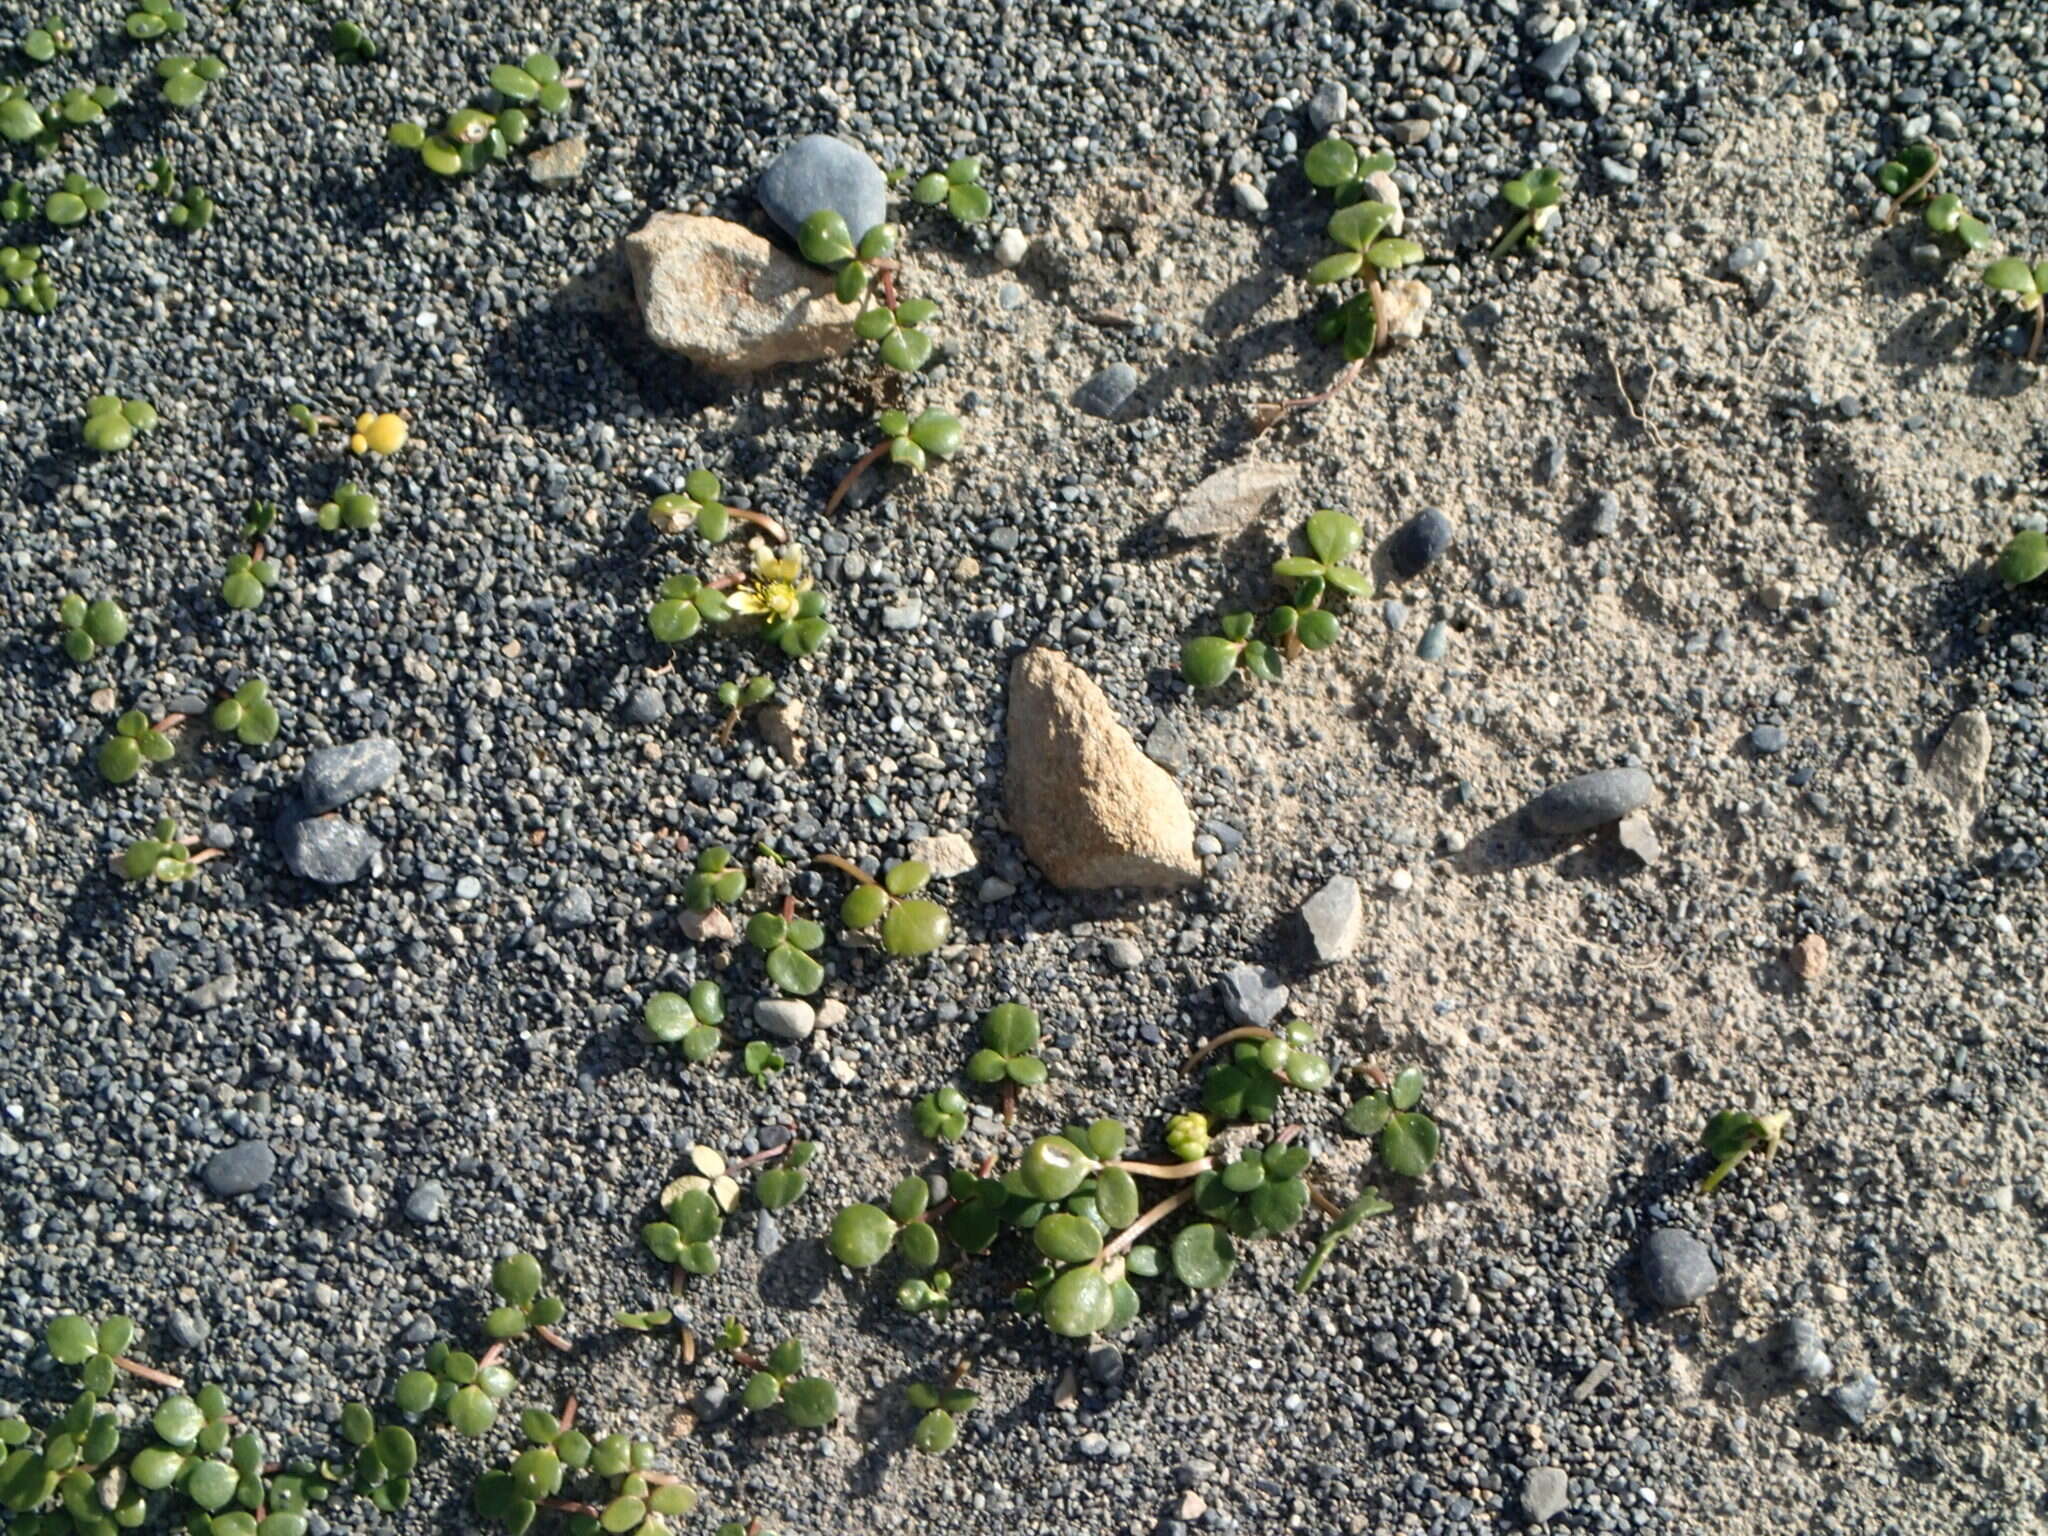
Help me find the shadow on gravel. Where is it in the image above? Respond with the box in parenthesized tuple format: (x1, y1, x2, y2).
(1449, 814, 1646, 883)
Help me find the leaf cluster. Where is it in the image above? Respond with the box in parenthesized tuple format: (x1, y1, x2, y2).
(1699, 1108, 1789, 1193)
(682, 846, 746, 914)
(97, 707, 172, 784)
(642, 982, 724, 1063)
(965, 1000, 1045, 1087)
(1182, 511, 1367, 689)
(209, 678, 280, 746)
(909, 156, 990, 224)
(81, 394, 156, 454)
(1202, 1020, 1334, 1124)
(57, 592, 126, 662)
(2, 239, 58, 313)
(119, 815, 204, 882)
(732, 1337, 838, 1429)
(1341, 1066, 1440, 1177)
(905, 1381, 977, 1454)
(483, 1252, 565, 1343)
(837, 858, 952, 957)
(318, 483, 379, 531)
(388, 51, 580, 177)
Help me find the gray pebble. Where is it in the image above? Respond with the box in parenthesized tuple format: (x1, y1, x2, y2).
(1381, 600, 1408, 632)
(1585, 491, 1621, 539)
(455, 875, 483, 900)
(881, 598, 925, 631)
(1103, 938, 1144, 972)
(1219, 963, 1289, 1027)
(1535, 438, 1567, 484)
(300, 737, 400, 813)
(1828, 1371, 1881, 1426)
(755, 1210, 784, 1258)
(1418, 621, 1450, 662)
(754, 998, 816, 1042)
(1308, 81, 1348, 132)
(1232, 181, 1269, 214)
(1727, 239, 1767, 273)
(182, 974, 239, 1014)
(1520, 1466, 1569, 1524)
(1388, 507, 1454, 578)
(757, 133, 886, 245)
(994, 227, 1029, 267)
(1299, 875, 1363, 966)
(997, 282, 1026, 310)
(1769, 1316, 1833, 1387)
(1086, 1341, 1124, 1386)
(1530, 31, 1581, 83)
(624, 686, 666, 725)
(1525, 767, 1655, 835)
(166, 1309, 209, 1350)
(1640, 1227, 1718, 1309)
(275, 805, 382, 885)
(202, 1140, 276, 1197)
(1073, 362, 1139, 419)
(404, 1180, 448, 1224)
(549, 888, 596, 929)
(1751, 724, 1789, 755)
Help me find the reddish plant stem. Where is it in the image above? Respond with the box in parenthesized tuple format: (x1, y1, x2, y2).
(1107, 1156, 1213, 1180)
(706, 571, 745, 591)
(557, 1394, 578, 1433)
(1000, 1080, 1016, 1123)
(541, 1500, 603, 1518)
(152, 712, 188, 735)
(1883, 153, 1940, 226)
(2030, 302, 2044, 364)
(813, 852, 883, 891)
(730, 1138, 797, 1171)
(780, 892, 796, 921)
(113, 1355, 185, 1390)
(1097, 1187, 1195, 1265)
(824, 441, 892, 518)
(1251, 358, 1365, 435)
(534, 1324, 571, 1354)
(727, 506, 790, 543)
(478, 1341, 507, 1369)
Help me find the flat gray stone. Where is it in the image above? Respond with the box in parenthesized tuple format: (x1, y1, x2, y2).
(1307, 80, 1349, 132)
(1828, 1371, 1880, 1426)
(1165, 460, 1299, 540)
(1526, 768, 1655, 836)
(1519, 1466, 1569, 1524)
(757, 133, 886, 245)
(1640, 1227, 1718, 1308)
(753, 998, 816, 1042)
(1074, 362, 1139, 419)
(1769, 1316, 1833, 1387)
(550, 888, 596, 929)
(404, 1180, 447, 1224)
(1530, 31, 1581, 82)
(1219, 964, 1288, 1028)
(275, 804, 382, 884)
(1300, 875, 1364, 966)
(301, 737, 401, 813)
(202, 1140, 275, 1197)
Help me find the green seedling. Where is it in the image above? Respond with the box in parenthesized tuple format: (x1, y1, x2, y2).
(647, 572, 731, 644)
(57, 593, 126, 663)
(906, 1377, 978, 1454)
(896, 1267, 954, 1316)
(483, 1251, 568, 1345)
(1182, 510, 1365, 688)
(745, 906, 826, 995)
(910, 155, 991, 224)
(1983, 257, 2048, 362)
(683, 846, 747, 916)
(0, 180, 26, 220)
(209, 677, 281, 746)
(753, 1139, 816, 1210)
(966, 1000, 1047, 1094)
(221, 500, 280, 611)
(1165, 1111, 1210, 1162)
(852, 294, 938, 372)
(647, 468, 786, 544)
(22, 14, 72, 62)
(713, 674, 775, 739)
(642, 1186, 723, 1275)
(97, 706, 177, 784)
(2, 80, 119, 152)
(827, 1175, 947, 1271)
(2, 1387, 142, 1528)
(43, 1313, 150, 1395)
(340, 1404, 419, 1512)
(386, 1337, 520, 1437)
(1294, 1185, 1394, 1292)
(2, 240, 58, 314)
(43, 171, 106, 225)
(727, 1336, 839, 1429)
(477, 1411, 697, 1536)
(824, 855, 952, 957)
(133, 1386, 295, 1527)
(797, 211, 945, 372)
(826, 406, 964, 515)
(318, 482, 379, 531)
(327, 18, 376, 62)
(613, 1307, 674, 1332)
(158, 54, 225, 109)
(1492, 166, 1566, 258)
(0, 86, 42, 143)
(144, 156, 216, 230)
(1700, 1109, 1789, 1193)
(124, 0, 184, 39)
(1996, 529, 2048, 586)
(1187, 1018, 1334, 1125)
(1921, 192, 1990, 254)
(388, 51, 581, 178)
(642, 982, 725, 1063)
(287, 402, 337, 437)
(1301, 137, 1394, 206)
(728, 548, 834, 657)
(1876, 141, 1940, 221)
(742, 1039, 785, 1085)
(117, 816, 213, 882)
(1342, 1065, 1441, 1177)
(914, 1085, 967, 1142)
(82, 393, 157, 453)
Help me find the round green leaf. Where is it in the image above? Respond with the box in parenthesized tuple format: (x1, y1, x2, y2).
(912, 1409, 957, 1454)
(1983, 257, 2036, 295)
(947, 182, 991, 223)
(1170, 1223, 1236, 1289)
(1381, 1111, 1440, 1176)
(445, 1386, 496, 1436)
(781, 1378, 838, 1429)
(1033, 1213, 1104, 1265)
(154, 1395, 206, 1447)
(879, 326, 933, 372)
(1296, 608, 1340, 649)
(840, 883, 888, 931)
(1998, 530, 2048, 585)
(1019, 1135, 1092, 1201)
(45, 1316, 95, 1364)
(1303, 138, 1358, 188)
(1040, 1267, 1115, 1338)
(492, 1252, 542, 1306)
(894, 1218, 940, 1270)
(489, 64, 539, 102)
(186, 1460, 238, 1512)
(798, 209, 854, 267)
(1308, 250, 1365, 285)
(393, 1371, 437, 1416)
(882, 898, 950, 956)
(1181, 635, 1242, 688)
(1390, 1067, 1426, 1110)
(828, 1203, 895, 1269)
(1095, 1167, 1140, 1229)
(911, 171, 948, 204)
(766, 945, 823, 995)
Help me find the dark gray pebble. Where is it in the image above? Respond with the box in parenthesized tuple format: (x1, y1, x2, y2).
(275, 805, 382, 885)
(202, 1140, 276, 1197)
(1074, 363, 1139, 419)
(1640, 1227, 1718, 1308)
(300, 737, 400, 813)
(1525, 767, 1655, 835)
(1388, 507, 1454, 578)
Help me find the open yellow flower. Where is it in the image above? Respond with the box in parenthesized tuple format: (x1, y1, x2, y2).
(728, 549, 808, 622)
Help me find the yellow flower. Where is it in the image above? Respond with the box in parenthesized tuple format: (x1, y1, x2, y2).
(728, 548, 808, 622)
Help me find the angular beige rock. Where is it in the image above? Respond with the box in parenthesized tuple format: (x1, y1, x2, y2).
(1378, 277, 1432, 342)
(622, 213, 857, 372)
(1928, 709, 1990, 809)
(1165, 460, 1300, 540)
(1005, 649, 1200, 889)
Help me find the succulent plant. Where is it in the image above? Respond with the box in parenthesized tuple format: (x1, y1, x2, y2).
(124, 0, 184, 39)
(1164, 1111, 1209, 1163)
(728, 548, 834, 658)
(57, 592, 126, 663)
(1195, 1018, 1334, 1124)
(387, 52, 581, 178)
(1996, 529, 2048, 586)
(209, 677, 281, 746)
(966, 1000, 1046, 1089)
(477, 1412, 697, 1536)
(906, 1380, 978, 1453)
(43, 170, 107, 226)
(798, 210, 897, 302)
(157, 53, 225, 109)
(326, 17, 376, 62)
(43, 1313, 142, 1394)
(1188, 1138, 1314, 1245)
(1700, 1108, 1789, 1193)
(1921, 191, 1990, 253)
(81, 394, 157, 453)
(1, 241, 58, 313)
(752, 1139, 816, 1210)
(713, 673, 775, 738)
(1293, 1185, 1393, 1293)
(1491, 165, 1566, 258)
(682, 846, 747, 915)
(910, 155, 991, 224)
(827, 406, 966, 514)
(117, 816, 209, 882)
(913, 1085, 967, 1142)
(483, 1251, 566, 1343)
(742, 1039, 785, 1085)
(1183, 510, 1366, 689)
(642, 982, 725, 1063)
(853, 295, 939, 372)
(1301, 138, 1394, 206)
(1876, 140, 1940, 218)
(97, 707, 175, 784)
(21, 14, 72, 62)
(830, 856, 952, 957)
(647, 572, 731, 643)
(731, 1336, 838, 1429)
(339, 1404, 419, 1512)
(387, 1338, 519, 1437)
(648, 468, 785, 544)
(641, 1186, 722, 1275)
(318, 482, 380, 531)
(145, 156, 215, 230)
(221, 500, 280, 611)
(745, 907, 826, 995)
(1341, 1065, 1440, 1177)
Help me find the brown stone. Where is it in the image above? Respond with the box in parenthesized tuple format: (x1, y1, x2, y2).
(1789, 933, 1828, 984)
(1004, 649, 1200, 890)
(622, 213, 857, 372)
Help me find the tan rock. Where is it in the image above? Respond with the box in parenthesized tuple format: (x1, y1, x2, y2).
(1378, 277, 1432, 342)
(758, 698, 805, 764)
(1164, 460, 1300, 540)
(1928, 709, 1990, 807)
(1789, 933, 1828, 985)
(622, 213, 857, 372)
(526, 136, 589, 187)
(908, 832, 979, 879)
(1005, 649, 1200, 890)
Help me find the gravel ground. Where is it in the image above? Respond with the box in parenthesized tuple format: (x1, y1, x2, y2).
(3, 1, 2046, 1533)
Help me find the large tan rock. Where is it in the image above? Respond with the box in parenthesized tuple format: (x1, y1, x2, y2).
(1005, 649, 1201, 890)
(622, 213, 856, 372)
